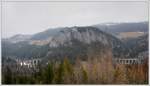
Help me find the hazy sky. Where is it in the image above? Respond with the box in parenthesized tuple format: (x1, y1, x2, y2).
(2, 1, 148, 38)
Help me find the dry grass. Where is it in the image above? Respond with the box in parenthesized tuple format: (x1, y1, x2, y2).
(119, 32, 145, 39)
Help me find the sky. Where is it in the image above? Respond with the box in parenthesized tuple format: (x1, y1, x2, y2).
(1, 1, 148, 38)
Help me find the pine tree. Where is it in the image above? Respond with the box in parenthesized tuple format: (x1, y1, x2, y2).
(3, 66, 12, 84)
(43, 63, 54, 84)
(63, 57, 73, 75)
(81, 66, 88, 84)
(55, 62, 64, 84)
(54, 57, 74, 84)
(63, 57, 74, 83)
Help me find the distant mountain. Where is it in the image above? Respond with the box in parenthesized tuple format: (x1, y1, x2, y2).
(2, 22, 148, 62)
(2, 26, 128, 61)
(4, 22, 148, 44)
(93, 22, 148, 35)
(30, 28, 63, 40)
(124, 34, 148, 58)
(3, 34, 31, 43)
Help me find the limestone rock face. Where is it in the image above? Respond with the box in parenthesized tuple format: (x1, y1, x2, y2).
(27, 26, 113, 47)
(47, 26, 112, 47)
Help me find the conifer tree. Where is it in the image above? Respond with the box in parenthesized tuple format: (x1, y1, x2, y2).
(43, 63, 54, 84)
(81, 66, 88, 83)
(55, 62, 64, 84)
(3, 66, 12, 84)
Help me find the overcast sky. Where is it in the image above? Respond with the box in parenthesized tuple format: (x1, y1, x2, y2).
(2, 1, 148, 38)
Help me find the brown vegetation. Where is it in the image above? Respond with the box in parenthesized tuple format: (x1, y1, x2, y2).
(2, 54, 148, 84)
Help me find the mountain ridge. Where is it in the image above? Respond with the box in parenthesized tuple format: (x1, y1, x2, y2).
(2, 22, 148, 62)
